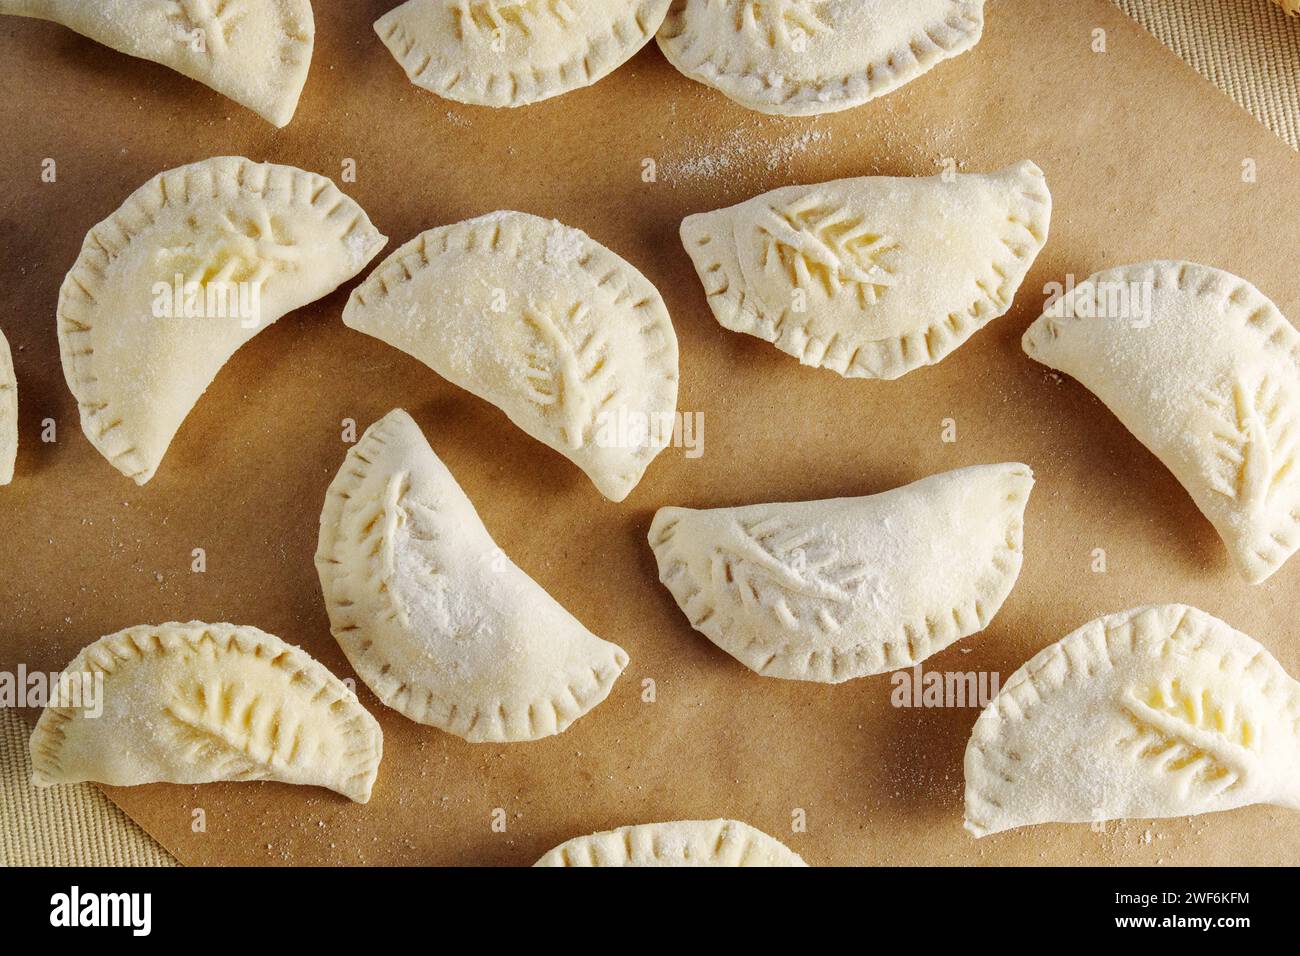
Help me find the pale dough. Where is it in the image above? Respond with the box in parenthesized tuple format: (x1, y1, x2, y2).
(1024, 260, 1300, 584)
(375, 0, 671, 107)
(965, 604, 1300, 836)
(681, 161, 1051, 380)
(0, 326, 14, 484)
(343, 211, 678, 502)
(29, 622, 383, 803)
(0, 0, 315, 126)
(535, 819, 807, 866)
(649, 463, 1034, 682)
(315, 409, 629, 742)
(657, 0, 984, 115)
(58, 156, 386, 484)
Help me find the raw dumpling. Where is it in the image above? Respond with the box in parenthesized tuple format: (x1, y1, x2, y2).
(534, 819, 807, 866)
(965, 604, 1300, 836)
(57, 156, 386, 484)
(0, 0, 314, 126)
(658, 0, 984, 115)
(375, 0, 671, 107)
(343, 211, 678, 502)
(29, 622, 383, 803)
(1023, 261, 1300, 584)
(315, 409, 629, 742)
(680, 162, 1051, 380)
(0, 326, 14, 484)
(649, 463, 1033, 682)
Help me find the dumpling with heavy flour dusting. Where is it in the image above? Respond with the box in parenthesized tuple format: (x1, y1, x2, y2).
(315, 409, 629, 742)
(343, 211, 678, 502)
(1024, 261, 1300, 584)
(965, 605, 1300, 836)
(649, 463, 1034, 682)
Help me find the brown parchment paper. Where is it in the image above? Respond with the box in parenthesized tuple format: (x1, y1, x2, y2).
(2, 0, 1299, 867)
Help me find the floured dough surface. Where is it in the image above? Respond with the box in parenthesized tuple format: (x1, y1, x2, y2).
(649, 463, 1033, 682)
(680, 161, 1050, 380)
(316, 409, 629, 742)
(0, 0, 315, 126)
(535, 818, 807, 866)
(344, 211, 678, 502)
(375, 0, 672, 107)
(58, 156, 386, 484)
(657, 0, 984, 115)
(965, 605, 1300, 836)
(29, 622, 383, 803)
(1024, 261, 1300, 584)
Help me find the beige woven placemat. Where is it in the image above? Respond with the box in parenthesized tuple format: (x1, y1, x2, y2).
(1117, 0, 1300, 150)
(1, 0, 1297, 869)
(0, 709, 174, 866)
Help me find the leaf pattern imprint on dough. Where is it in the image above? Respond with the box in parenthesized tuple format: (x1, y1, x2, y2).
(711, 516, 871, 633)
(162, 680, 288, 782)
(735, 0, 832, 47)
(160, 208, 304, 291)
(1116, 679, 1252, 797)
(520, 303, 614, 450)
(453, 0, 577, 38)
(165, 0, 249, 52)
(754, 194, 899, 307)
(1198, 371, 1300, 514)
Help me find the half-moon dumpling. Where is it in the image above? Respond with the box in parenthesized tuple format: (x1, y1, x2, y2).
(375, 0, 671, 107)
(0, 0, 314, 126)
(534, 819, 807, 866)
(29, 622, 383, 803)
(964, 604, 1300, 837)
(649, 462, 1033, 682)
(343, 211, 679, 502)
(657, 0, 984, 115)
(1023, 261, 1300, 584)
(680, 161, 1051, 380)
(315, 409, 629, 742)
(57, 156, 386, 484)
(0, 326, 14, 484)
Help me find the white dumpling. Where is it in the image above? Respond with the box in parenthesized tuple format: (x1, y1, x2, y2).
(1, 0, 314, 126)
(315, 409, 629, 742)
(649, 463, 1033, 682)
(343, 211, 678, 502)
(965, 604, 1300, 836)
(57, 156, 386, 484)
(681, 162, 1050, 379)
(30, 622, 383, 803)
(1024, 260, 1300, 584)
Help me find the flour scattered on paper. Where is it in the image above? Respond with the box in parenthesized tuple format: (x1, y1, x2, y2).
(662, 123, 834, 186)
(659, 109, 971, 187)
